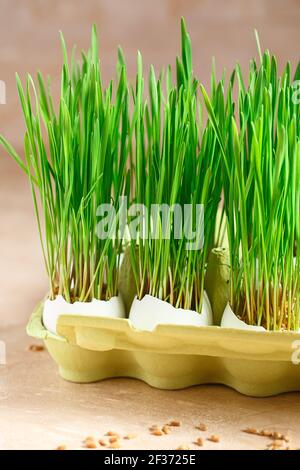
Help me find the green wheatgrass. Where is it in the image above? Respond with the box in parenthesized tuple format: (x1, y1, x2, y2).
(129, 19, 224, 312)
(0, 26, 130, 302)
(203, 36, 300, 330)
(3, 21, 298, 329)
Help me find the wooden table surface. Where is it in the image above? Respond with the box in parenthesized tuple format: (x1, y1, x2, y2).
(0, 324, 299, 450)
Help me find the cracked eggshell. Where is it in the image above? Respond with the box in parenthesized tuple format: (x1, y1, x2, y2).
(129, 291, 213, 331)
(221, 303, 265, 331)
(43, 295, 125, 335)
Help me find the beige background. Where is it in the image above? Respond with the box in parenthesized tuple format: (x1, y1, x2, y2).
(0, 1, 300, 451)
(1, 0, 300, 326)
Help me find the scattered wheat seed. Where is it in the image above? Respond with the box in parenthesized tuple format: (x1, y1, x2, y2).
(124, 434, 137, 440)
(98, 439, 107, 447)
(28, 344, 44, 352)
(207, 435, 220, 443)
(162, 425, 171, 435)
(196, 423, 207, 432)
(55, 445, 66, 450)
(109, 440, 121, 449)
(243, 428, 290, 443)
(151, 428, 164, 436)
(85, 441, 97, 449)
(195, 438, 204, 447)
(177, 445, 190, 450)
(167, 420, 181, 427)
(260, 430, 273, 437)
(105, 431, 120, 438)
(243, 428, 260, 435)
